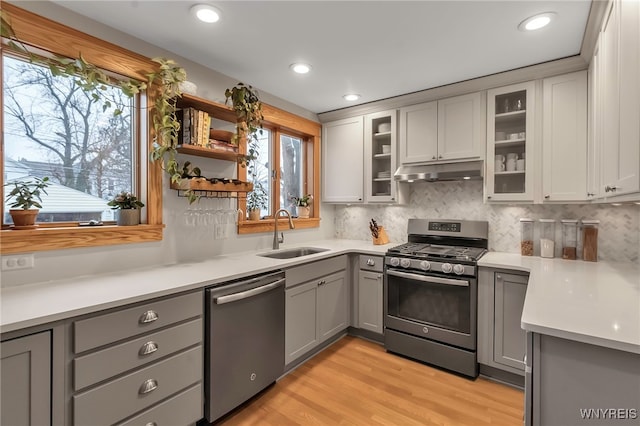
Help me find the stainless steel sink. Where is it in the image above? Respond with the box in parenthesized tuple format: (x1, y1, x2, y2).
(258, 247, 329, 259)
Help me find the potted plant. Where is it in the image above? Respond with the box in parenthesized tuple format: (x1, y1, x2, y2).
(107, 191, 145, 226)
(291, 193, 313, 218)
(4, 177, 50, 229)
(246, 183, 268, 221)
(225, 83, 264, 146)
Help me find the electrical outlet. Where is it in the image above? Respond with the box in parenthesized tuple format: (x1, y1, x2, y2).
(2, 254, 35, 271)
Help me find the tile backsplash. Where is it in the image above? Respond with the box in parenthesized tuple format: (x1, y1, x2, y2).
(334, 181, 640, 263)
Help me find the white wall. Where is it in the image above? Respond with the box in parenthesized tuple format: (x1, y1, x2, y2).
(1, 1, 332, 287)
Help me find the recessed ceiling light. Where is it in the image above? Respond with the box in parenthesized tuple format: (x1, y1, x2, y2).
(518, 12, 556, 31)
(290, 63, 312, 74)
(191, 4, 221, 23)
(343, 94, 361, 102)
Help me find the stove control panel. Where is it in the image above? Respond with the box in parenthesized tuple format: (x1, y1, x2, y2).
(385, 257, 475, 277)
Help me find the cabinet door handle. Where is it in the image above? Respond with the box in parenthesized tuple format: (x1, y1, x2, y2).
(432, 155, 437, 160)
(438, 155, 443, 159)
(366, 258, 375, 266)
(605, 185, 619, 193)
(587, 192, 594, 197)
(496, 274, 502, 281)
(318, 280, 326, 285)
(139, 310, 158, 324)
(139, 341, 159, 356)
(487, 196, 492, 199)
(544, 195, 550, 199)
(139, 379, 158, 394)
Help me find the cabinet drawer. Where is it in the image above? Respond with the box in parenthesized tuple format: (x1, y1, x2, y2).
(358, 255, 383, 272)
(74, 291, 202, 353)
(73, 346, 202, 426)
(116, 383, 202, 426)
(285, 255, 346, 288)
(74, 318, 202, 391)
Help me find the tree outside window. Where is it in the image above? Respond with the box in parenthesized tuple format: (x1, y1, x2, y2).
(3, 54, 136, 224)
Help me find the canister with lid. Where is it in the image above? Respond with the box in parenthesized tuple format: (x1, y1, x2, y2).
(561, 220, 578, 260)
(539, 219, 556, 258)
(582, 220, 599, 262)
(519, 218, 534, 256)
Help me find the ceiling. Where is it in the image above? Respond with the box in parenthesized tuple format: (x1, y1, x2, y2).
(52, 1, 592, 114)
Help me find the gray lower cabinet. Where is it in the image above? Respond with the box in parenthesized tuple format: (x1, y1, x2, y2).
(478, 267, 528, 378)
(1, 331, 51, 426)
(527, 333, 640, 426)
(71, 290, 204, 426)
(285, 256, 348, 365)
(357, 255, 384, 335)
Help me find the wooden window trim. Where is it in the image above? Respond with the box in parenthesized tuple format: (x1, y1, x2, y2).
(238, 104, 321, 235)
(0, 3, 163, 254)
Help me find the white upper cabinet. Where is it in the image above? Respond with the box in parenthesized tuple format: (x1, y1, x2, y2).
(322, 116, 364, 203)
(541, 71, 588, 202)
(486, 81, 536, 202)
(437, 92, 485, 161)
(592, 0, 640, 199)
(609, 0, 640, 197)
(363, 110, 401, 203)
(399, 92, 484, 165)
(399, 101, 438, 163)
(587, 37, 602, 200)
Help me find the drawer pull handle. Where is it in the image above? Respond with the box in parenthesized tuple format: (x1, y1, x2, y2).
(139, 341, 158, 356)
(139, 310, 158, 324)
(366, 258, 375, 266)
(139, 379, 158, 395)
(145, 423, 157, 426)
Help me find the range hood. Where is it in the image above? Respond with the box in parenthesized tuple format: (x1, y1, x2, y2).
(394, 160, 483, 182)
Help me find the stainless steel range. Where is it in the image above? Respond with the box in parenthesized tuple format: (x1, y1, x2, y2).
(384, 219, 488, 378)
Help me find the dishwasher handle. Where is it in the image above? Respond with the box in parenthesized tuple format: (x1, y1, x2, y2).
(213, 278, 285, 305)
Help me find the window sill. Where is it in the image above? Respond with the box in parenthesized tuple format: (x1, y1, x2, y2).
(237, 217, 320, 235)
(0, 224, 165, 254)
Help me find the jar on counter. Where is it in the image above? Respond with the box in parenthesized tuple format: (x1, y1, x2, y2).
(539, 219, 556, 258)
(582, 220, 600, 262)
(561, 220, 578, 260)
(520, 218, 534, 256)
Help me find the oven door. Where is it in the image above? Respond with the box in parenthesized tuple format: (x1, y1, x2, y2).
(384, 268, 476, 350)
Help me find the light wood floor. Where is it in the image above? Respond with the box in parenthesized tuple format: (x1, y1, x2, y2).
(218, 336, 524, 426)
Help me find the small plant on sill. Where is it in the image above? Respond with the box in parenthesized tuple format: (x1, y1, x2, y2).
(107, 191, 145, 210)
(290, 193, 313, 207)
(4, 176, 51, 228)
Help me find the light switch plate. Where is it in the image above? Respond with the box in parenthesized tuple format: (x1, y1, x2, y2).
(2, 254, 35, 271)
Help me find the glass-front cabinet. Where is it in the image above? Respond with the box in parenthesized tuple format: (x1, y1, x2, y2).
(486, 82, 536, 202)
(364, 110, 397, 202)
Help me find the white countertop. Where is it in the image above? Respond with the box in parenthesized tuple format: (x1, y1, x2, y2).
(3, 243, 639, 355)
(0, 239, 392, 334)
(479, 252, 640, 354)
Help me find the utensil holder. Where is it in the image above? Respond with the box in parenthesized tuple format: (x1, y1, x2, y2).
(372, 226, 390, 245)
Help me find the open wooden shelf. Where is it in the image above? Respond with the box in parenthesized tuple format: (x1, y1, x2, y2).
(170, 177, 253, 193)
(176, 144, 240, 162)
(176, 93, 237, 123)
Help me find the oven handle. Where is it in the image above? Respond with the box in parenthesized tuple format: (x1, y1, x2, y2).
(214, 278, 285, 305)
(386, 270, 469, 287)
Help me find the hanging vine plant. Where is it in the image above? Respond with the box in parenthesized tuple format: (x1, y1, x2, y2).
(1, 10, 187, 189)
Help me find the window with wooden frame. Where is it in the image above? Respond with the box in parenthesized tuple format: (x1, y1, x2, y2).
(237, 104, 321, 234)
(1, 3, 164, 254)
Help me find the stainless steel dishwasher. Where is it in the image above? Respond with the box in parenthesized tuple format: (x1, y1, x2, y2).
(204, 270, 285, 423)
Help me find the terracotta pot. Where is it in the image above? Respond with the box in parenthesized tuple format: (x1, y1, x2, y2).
(297, 206, 310, 218)
(248, 209, 261, 221)
(9, 209, 39, 229)
(116, 209, 140, 226)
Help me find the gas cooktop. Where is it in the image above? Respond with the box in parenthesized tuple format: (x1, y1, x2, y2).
(387, 242, 487, 262)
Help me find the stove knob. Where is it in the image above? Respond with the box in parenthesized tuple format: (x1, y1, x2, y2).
(389, 257, 400, 267)
(400, 258, 411, 268)
(453, 264, 465, 275)
(419, 261, 431, 271)
(441, 263, 453, 274)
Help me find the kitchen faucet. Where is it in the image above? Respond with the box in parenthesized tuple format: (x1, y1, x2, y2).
(273, 209, 295, 249)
